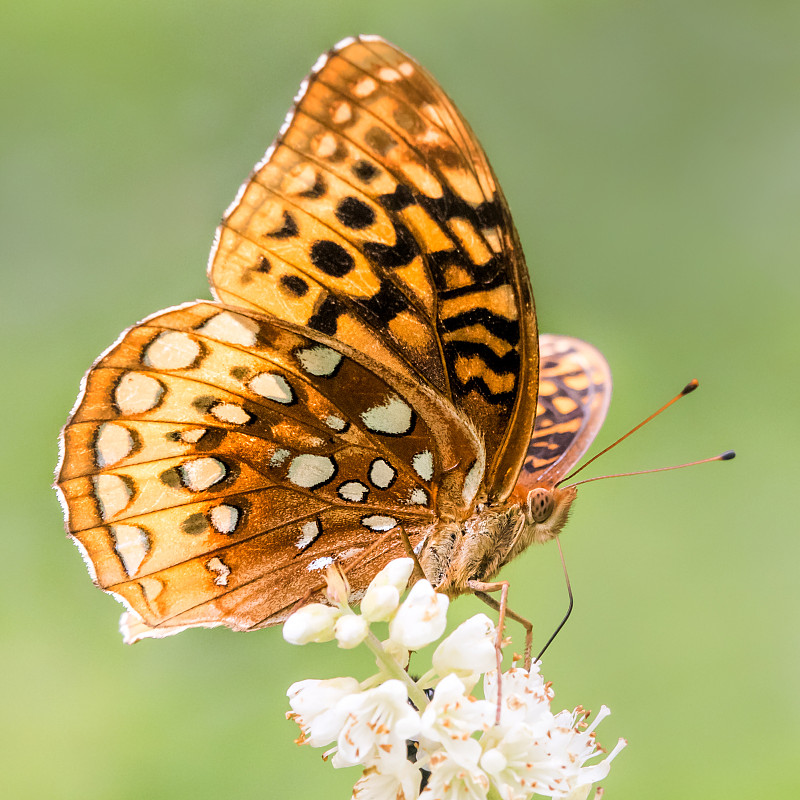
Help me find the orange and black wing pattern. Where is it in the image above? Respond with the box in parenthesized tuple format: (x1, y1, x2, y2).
(514, 334, 612, 491)
(209, 35, 538, 505)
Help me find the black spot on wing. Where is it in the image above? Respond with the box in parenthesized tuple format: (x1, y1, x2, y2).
(363, 280, 411, 323)
(280, 274, 309, 297)
(191, 396, 216, 414)
(308, 294, 345, 336)
(454, 375, 517, 404)
(182, 513, 208, 535)
(378, 184, 415, 213)
(310, 240, 355, 277)
(329, 140, 349, 163)
(378, 183, 503, 229)
(365, 127, 397, 156)
(424, 189, 504, 230)
(159, 467, 182, 488)
(522, 431, 577, 472)
(443, 340, 520, 375)
(336, 197, 376, 230)
(429, 251, 510, 291)
(192, 429, 227, 451)
(440, 308, 521, 347)
(393, 105, 425, 135)
(265, 210, 299, 239)
(352, 160, 379, 183)
(300, 173, 327, 199)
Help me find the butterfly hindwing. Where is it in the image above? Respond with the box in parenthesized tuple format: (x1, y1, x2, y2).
(57, 301, 478, 638)
(514, 334, 612, 491)
(209, 35, 538, 506)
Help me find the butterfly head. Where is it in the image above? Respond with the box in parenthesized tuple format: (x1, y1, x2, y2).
(526, 487, 554, 523)
(516, 483, 578, 548)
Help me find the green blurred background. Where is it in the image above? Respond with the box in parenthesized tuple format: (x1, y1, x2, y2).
(2, 1, 797, 797)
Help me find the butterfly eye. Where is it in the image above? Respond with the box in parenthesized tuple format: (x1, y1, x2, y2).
(527, 488, 554, 523)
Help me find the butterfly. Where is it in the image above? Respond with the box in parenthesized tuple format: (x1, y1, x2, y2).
(56, 35, 611, 643)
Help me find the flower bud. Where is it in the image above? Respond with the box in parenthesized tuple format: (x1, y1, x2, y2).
(334, 613, 369, 649)
(283, 603, 340, 645)
(366, 557, 415, 595)
(360, 584, 400, 622)
(325, 564, 350, 607)
(388, 579, 448, 651)
(380, 637, 410, 670)
(432, 613, 497, 677)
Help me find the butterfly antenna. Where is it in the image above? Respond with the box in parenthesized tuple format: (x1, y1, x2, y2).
(559, 379, 705, 485)
(564, 451, 735, 488)
(536, 536, 573, 661)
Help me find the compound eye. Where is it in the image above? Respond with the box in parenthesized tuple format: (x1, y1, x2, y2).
(527, 488, 554, 523)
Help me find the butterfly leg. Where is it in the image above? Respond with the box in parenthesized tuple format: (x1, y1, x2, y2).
(471, 589, 534, 671)
(467, 579, 518, 725)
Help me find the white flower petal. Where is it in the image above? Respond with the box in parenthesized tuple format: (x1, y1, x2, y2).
(478, 696, 624, 799)
(353, 760, 422, 800)
(388, 580, 449, 651)
(563, 787, 593, 800)
(478, 747, 507, 776)
(283, 603, 341, 644)
(286, 677, 361, 747)
(332, 680, 421, 769)
(419, 674, 493, 767)
(335, 614, 369, 649)
(432, 614, 496, 678)
(479, 722, 545, 800)
(483, 666, 553, 731)
(361, 584, 400, 622)
(366, 557, 415, 595)
(420, 750, 490, 800)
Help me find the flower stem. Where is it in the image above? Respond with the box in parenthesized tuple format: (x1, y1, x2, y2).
(364, 630, 429, 711)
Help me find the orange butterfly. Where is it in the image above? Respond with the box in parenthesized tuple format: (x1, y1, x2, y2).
(56, 36, 611, 643)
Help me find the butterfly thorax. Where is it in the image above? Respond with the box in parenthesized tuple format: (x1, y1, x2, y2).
(420, 484, 578, 596)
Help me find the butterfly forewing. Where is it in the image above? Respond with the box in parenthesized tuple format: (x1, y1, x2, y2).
(515, 334, 612, 490)
(57, 301, 472, 637)
(209, 35, 538, 505)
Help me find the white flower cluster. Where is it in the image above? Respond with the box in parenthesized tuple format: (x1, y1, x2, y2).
(284, 558, 625, 800)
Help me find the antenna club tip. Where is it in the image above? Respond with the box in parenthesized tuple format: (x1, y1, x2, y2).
(681, 379, 700, 395)
(720, 450, 736, 461)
